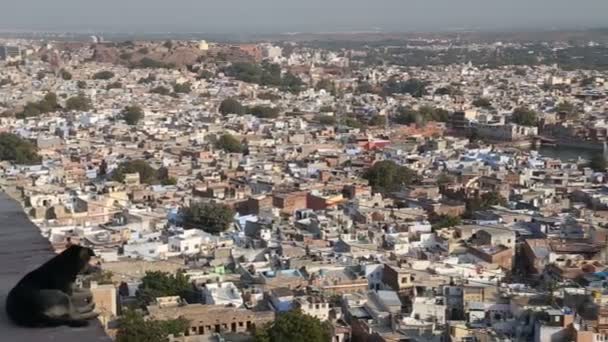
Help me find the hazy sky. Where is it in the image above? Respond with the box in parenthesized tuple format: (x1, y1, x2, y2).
(2, 0, 608, 33)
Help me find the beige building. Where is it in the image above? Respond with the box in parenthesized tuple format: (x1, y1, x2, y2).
(147, 298, 275, 337)
(90, 282, 118, 329)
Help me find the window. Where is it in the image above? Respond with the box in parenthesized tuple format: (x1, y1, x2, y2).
(315, 304, 320, 309)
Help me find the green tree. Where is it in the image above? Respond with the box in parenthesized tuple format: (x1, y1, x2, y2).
(181, 202, 235, 234)
(156, 166, 179, 186)
(156, 166, 170, 181)
(480, 191, 508, 207)
(116, 308, 189, 342)
(436, 173, 455, 186)
(122, 105, 144, 125)
(589, 153, 607, 172)
(511, 107, 538, 126)
(92, 70, 115, 80)
(369, 115, 387, 126)
(136, 271, 194, 305)
(0, 77, 12, 87)
(394, 106, 425, 126)
(225, 62, 274, 84)
(556, 101, 578, 119)
(363, 160, 420, 193)
(315, 79, 336, 94)
(383, 78, 428, 97)
(253, 310, 331, 342)
(472, 98, 492, 108)
(112, 160, 158, 184)
(161, 177, 177, 186)
(248, 105, 279, 119)
(150, 86, 171, 96)
(418, 105, 449, 123)
(466, 191, 508, 216)
(316, 115, 337, 125)
(219, 98, 245, 115)
(138, 74, 156, 84)
(434, 86, 462, 96)
(357, 82, 374, 94)
(39, 92, 59, 112)
(119, 52, 133, 60)
(257, 92, 281, 101)
(342, 116, 366, 129)
(320, 105, 334, 113)
(16, 92, 59, 118)
(173, 82, 192, 94)
(197, 70, 214, 80)
(281, 72, 304, 93)
(65, 94, 93, 111)
(215, 133, 244, 153)
(18, 102, 42, 118)
(514, 68, 527, 76)
(133, 57, 175, 69)
(0, 133, 41, 164)
(224, 62, 304, 93)
(430, 214, 462, 230)
(60, 69, 73, 80)
(106, 81, 123, 90)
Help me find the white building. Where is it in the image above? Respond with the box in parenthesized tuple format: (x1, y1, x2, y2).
(198, 40, 209, 51)
(410, 296, 447, 324)
(168, 228, 232, 255)
(261, 44, 282, 60)
(123, 241, 168, 261)
(202, 282, 243, 307)
(168, 229, 204, 255)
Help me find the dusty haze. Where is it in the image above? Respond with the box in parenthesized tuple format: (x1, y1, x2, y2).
(2, 0, 608, 33)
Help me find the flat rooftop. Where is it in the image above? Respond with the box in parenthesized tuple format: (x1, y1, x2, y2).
(0, 192, 110, 341)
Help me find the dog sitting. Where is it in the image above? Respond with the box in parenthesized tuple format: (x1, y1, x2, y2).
(5, 245, 100, 327)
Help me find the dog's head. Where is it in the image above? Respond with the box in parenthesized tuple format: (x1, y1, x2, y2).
(63, 245, 96, 274)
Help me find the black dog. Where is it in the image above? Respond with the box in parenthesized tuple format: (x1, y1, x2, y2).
(6, 245, 99, 327)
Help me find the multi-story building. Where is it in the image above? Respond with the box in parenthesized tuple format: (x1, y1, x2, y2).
(147, 297, 274, 337)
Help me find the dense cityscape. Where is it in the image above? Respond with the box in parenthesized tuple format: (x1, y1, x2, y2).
(1, 28, 608, 342)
